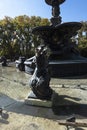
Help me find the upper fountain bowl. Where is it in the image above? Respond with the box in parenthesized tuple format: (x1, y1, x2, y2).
(45, 0, 65, 6)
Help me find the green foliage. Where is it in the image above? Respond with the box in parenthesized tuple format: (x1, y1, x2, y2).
(78, 37, 87, 57)
(77, 21, 87, 57)
(0, 15, 50, 60)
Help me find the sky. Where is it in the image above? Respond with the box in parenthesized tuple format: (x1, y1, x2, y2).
(0, 0, 87, 22)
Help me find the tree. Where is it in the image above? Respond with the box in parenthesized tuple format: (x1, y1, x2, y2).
(78, 21, 87, 57)
(0, 15, 50, 59)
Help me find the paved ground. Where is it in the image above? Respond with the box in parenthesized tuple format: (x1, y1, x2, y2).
(0, 63, 87, 130)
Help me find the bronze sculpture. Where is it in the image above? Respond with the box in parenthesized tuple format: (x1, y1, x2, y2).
(29, 45, 53, 100)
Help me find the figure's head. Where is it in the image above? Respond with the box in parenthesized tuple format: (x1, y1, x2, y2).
(35, 45, 47, 57)
(35, 45, 48, 69)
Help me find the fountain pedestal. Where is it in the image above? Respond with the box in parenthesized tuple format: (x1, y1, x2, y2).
(25, 91, 53, 107)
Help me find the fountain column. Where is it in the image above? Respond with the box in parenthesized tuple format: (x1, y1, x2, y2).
(45, 0, 65, 26)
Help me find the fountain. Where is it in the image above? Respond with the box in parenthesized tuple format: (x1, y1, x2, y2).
(30, 0, 87, 77)
(24, 0, 87, 111)
(25, 0, 87, 106)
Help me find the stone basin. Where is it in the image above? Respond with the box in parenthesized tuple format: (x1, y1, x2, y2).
(49, 60, 87, 77)
(32, 22, 82, 41)
(24, 57, 87, 77)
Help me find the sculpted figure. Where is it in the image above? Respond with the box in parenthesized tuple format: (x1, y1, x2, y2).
(29, 45, 53, 100)
(51, 0, 60, 17)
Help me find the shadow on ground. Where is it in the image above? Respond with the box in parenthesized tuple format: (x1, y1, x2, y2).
(52, 92, 87, 120)
(0, 93, 87, 121)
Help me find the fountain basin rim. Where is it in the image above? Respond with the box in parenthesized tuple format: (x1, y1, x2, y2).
(24, 60, 87, 65)
(49, 60, 87, 65)
(32, 22, 82, 40)
(32, 22, 82, 33)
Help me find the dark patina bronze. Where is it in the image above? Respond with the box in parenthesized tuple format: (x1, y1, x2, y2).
(29, 0, 87, 100)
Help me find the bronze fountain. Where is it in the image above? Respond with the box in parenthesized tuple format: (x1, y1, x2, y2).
(27, 0, 87, 100)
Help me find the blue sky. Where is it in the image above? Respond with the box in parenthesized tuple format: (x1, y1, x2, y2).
(0, 0, 87, 22)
